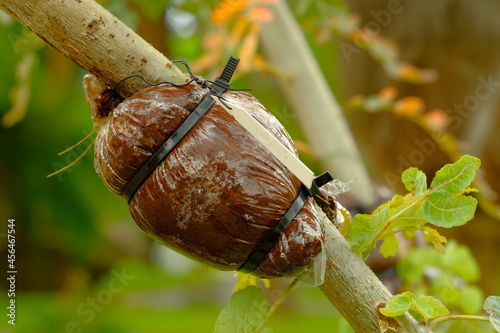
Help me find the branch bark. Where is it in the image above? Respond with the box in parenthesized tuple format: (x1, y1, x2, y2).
(315, 220, 431, 332)
(0, 0, 186, 97)
(1, 0, 431, 332)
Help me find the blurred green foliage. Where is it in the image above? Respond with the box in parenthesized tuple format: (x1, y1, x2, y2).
(0, 0, 498, 332)
(398, 241, 483, 315)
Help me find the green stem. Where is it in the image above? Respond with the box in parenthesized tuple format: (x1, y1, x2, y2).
(358, 196, 425, 254)
(253, 278, 300, 333)
(429, 314, 491, 330)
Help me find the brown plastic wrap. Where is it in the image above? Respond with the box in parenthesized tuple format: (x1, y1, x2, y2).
(90, 78, 325, 278)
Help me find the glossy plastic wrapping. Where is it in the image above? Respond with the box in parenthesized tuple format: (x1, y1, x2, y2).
(92, 82, 325, 278)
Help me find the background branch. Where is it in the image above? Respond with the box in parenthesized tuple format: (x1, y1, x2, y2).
(260, 1, 376, 208)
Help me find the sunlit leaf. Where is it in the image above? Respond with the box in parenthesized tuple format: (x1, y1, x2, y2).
(347, 205, 390, 259)
(484, 296, 500, 333)
(346, 155, 480, 259)
(422, 226, 447, 254)
(379, 292, 415, 317)
(380, 234, 399, 258)
(415, 294, 449, 319)
(214, 286, 270, 333)
(233, 272, 270, 291)
(422, 191, 477, 227)
(380, 292, 449, 322)
(403, 228, 417, 240)
(391, 201, 425, 227)
(429, 155, 481, 193)
(402, 167, 427, 195)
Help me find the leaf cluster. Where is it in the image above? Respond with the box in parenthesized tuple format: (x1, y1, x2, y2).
(346, 155, 481, 260)
(381, 293, 500, 332)
(380, 291, 449, 324)
(398, 240, 483, 315)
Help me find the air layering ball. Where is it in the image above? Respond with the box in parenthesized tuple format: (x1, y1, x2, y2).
(85, 73, 326, 278)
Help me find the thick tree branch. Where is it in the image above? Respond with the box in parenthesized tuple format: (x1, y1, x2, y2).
(0, 0, 186, 97)
(1, 1, 432, 332)
(314, 221, 431, 332)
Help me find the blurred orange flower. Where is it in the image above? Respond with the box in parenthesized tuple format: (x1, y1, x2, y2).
(393, 96, 425, 116)
(211, 0, 247, 24)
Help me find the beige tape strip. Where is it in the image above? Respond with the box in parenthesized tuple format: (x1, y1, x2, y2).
(214, 96, 315, 188)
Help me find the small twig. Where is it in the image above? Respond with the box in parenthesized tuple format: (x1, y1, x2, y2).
(429, 314, 491, 330)
(253, 278, 300, 333)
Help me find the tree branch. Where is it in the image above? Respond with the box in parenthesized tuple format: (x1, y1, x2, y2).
(314, 221, 431, 332)
(1, 1, 432, 332)
(0, 0, 186, 97)
(260, 1, 376, 208)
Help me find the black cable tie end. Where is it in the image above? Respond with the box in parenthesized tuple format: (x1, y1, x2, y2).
(213, 56, 240, 94)
(220, 56, 240, 82)
(308, 172, 334, 197)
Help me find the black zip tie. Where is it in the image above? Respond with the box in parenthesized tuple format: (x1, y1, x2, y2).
(120, 55, 334, 275)
(238, 172, 333, 274)
(308, 171, 334, 197)
(122, 56, 240, 202)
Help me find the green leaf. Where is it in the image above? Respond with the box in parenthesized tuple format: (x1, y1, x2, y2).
(346, 155, 481, 259)
(429, 155, 481, 193)
(380, 292, 449, 322)
(415, 295, 449, 319)
(402, 167, 427, 195)
(484, 296, 500, 332)
(347, 205, 390, 259)
(459, 286, 484, 315)
(442, 241, 481, 282)
(392, 200, 426, 227)
(214, 286, 269, 333)
(380, 234, 399, 258)
(379, 292, 415, 317)
(421, 226, 447, 254)
(422, 191, 477, 227)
